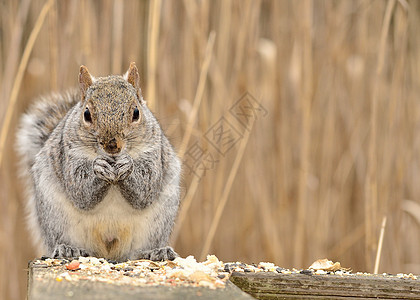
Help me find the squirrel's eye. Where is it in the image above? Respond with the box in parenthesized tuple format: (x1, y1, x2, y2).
(132, 107, 140, 122)
(84, 107, 92, 123)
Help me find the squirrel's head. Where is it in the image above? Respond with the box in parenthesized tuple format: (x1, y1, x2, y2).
(78, 63, 143, 155)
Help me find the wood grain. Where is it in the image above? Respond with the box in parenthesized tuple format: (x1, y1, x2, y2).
(28, 261, 254, 300)
(230, 271, 420, 299)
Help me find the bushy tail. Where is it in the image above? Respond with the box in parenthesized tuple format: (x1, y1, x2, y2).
(16, 89, 79, 171)
(15, 89, 79, 255)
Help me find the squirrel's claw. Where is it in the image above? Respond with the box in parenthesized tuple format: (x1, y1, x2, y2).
(52, 244, 90, 258)
(133, 246, 178, 261)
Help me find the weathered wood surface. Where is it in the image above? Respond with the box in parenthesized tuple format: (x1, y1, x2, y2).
(230, 271, 420, 299)
(29, 261, 420, 300)
(28, 262, 254, 300)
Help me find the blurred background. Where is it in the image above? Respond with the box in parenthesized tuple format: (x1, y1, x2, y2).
(1, 0, 420, 298)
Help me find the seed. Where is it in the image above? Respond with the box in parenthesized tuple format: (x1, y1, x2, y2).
(66, 260, 80, 270)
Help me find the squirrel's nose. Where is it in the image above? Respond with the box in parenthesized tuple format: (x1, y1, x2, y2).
(104, 138, 121, 154)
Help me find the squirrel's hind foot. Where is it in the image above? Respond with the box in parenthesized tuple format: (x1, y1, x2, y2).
(52, 244, 90, 258)
(133, 246, 178, 261)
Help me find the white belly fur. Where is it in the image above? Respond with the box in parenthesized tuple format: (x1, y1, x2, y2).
(61, 186, 156, 260)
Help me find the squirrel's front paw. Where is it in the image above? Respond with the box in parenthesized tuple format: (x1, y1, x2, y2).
(93, 156, 116, 182)
(133, 246, 178, 261)
(114, 154, 134, 181)
(52, 244, 90, 258)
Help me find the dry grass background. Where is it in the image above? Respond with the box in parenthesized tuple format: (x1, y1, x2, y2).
(0, 0, 420, 298)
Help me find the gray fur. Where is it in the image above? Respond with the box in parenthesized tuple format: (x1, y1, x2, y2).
(16, 64, 181, 261)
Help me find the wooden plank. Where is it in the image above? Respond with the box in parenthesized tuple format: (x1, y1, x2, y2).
(230, 271, 420, 300)
(29, 259, 420, 300)
(28, 261, 254, 300)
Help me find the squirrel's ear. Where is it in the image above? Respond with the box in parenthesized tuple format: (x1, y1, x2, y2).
(125, 62, 141, 99)
(79, 65, 93, 101)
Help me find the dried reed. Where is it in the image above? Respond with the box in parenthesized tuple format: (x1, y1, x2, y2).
(364, 0, 395, 270)
(0, 0, 54, 168)
(374, 216, 387, 274)
(146, 0, 162, 111)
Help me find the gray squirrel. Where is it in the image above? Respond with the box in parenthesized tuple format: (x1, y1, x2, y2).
(16, 62, 181, 261)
